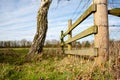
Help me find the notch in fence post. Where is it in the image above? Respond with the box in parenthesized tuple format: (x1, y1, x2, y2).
(68, 19, 72, 57)
(61, 30, 64, 54)
(93, 0, 109, 66)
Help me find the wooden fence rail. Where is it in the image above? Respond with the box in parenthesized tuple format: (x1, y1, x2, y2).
(62, 4, 97, 38)
(65, 25, 97, 44)
(108, 8, 120, 17)
(60, 4, 97, 56)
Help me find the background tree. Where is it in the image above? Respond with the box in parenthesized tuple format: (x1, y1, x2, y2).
(82, 41, 91, 48)
(20, 39, 27, 47)
(84, 41, 91, 48)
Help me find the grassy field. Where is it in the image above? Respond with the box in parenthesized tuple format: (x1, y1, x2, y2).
(0, 48, 118, 80)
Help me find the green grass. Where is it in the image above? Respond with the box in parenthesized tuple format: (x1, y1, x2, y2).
(0, 48, 115, 80)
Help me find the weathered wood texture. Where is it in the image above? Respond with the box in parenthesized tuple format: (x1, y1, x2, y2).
(108, 8, 120, 17)
(68, 20, 72, 50)
(26, 0, 51, 61)
(65, 48, 98, 56)
(94, 0, 109, 65)
(62, 4, 97, 38)
(65, 25, 97, 44)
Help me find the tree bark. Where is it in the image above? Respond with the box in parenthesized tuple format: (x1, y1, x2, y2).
(26, 0, 51, 61)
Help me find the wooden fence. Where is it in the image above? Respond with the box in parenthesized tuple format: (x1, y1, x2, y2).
(60, 0, 120, 61)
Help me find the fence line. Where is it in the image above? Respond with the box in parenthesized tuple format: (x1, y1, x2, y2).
(61, 4, 96, 39)
(60, 0, 120, 65)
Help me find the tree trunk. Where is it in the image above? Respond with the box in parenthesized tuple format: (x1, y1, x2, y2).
(26, 0, 51, 61)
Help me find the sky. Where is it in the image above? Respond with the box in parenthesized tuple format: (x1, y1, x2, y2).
(0, 0, 120, 41)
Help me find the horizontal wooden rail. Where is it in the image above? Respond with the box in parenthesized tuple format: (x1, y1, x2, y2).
(65, 25, 97, 44)
(65, 48, 98, 56)
(62, 4, 97, 38)
(108, 8, 120, 17)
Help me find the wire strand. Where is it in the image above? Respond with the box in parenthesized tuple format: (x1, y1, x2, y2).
(70, 0, 83, 20)
(72, 0, 91, 21)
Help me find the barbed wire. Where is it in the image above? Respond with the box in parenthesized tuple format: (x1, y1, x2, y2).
(70, 0, 83, 20)
(109, 25, 120, 27)
(108, 0, 120, 8)
(109, 25, 120, 41)
(72, 0, 91, 21)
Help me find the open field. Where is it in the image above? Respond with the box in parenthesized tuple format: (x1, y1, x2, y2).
(0, 48, 119, 80)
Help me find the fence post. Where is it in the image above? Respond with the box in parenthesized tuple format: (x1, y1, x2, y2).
(61, 30, 64, 53)
(93, 0, 109, 66)
(67, 19, 72, 57)
(68, 19, 72, 51)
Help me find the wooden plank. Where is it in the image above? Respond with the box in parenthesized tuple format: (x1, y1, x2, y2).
(65, 25, 97, 44)
(108, 8, 120, 17)
(65, 48, 98, 56)
(62, 4, 97, 38)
